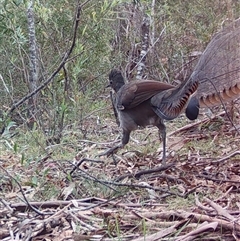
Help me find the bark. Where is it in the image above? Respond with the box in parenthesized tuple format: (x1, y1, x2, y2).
(27, 0, 38, 128)
(136, 15, 150, 80)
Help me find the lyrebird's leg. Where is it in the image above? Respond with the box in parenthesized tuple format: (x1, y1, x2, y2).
(157, 122, 167, 166)
(99, 129, 130, 157)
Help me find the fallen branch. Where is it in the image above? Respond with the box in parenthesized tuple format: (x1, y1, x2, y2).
(115, 162, 174, 181)
(168, 111, 226, 137)
(211, 150, 240, 164)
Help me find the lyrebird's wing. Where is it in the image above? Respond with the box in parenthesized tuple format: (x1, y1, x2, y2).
(116, 80, 174, 110)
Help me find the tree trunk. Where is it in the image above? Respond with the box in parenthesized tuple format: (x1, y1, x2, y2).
(27, 0, 39, 128)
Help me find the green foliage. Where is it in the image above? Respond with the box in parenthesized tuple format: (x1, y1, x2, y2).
(1, 121, 17, 139)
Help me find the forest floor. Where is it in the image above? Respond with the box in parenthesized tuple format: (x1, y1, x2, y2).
(0, 101, 240, 241)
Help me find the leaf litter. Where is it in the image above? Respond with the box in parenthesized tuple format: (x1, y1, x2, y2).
(0, 103, 240, 240)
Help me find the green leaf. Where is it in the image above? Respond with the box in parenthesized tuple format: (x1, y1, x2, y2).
(20, 153, 25, 165)
(13, 142, 18, 153)
(31, 176, 38, 187)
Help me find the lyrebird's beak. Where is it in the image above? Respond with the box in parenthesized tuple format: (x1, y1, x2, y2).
(105, 82, 111, 89)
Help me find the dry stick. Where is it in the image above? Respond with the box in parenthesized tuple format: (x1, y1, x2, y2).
(71, 162, 184, 197)
(211, 150, 240, 163)
(72, 162, 183, 196)
(10, 197, 104, 211)
(176, 221, 219, 241)
(131, 210, 155, 223)
(131, 221, 182, 241)
(71, 160, 178, 196)
(168, 111, 226, 137)
(203, 197, 235, 221)
(71, 163, 118, 192)
(97, 179, 184, 198)
(0, 198, 14, 214)
(15, 204, 72, 240)
(115, 162, 174, 181)
(124, 210, 240, 232)
(0, 166, 52, 216)
(72, 161, 192, 198)
(195, 194, 214, 212)
(10, 198, 166, 213)
(196, 174, 240, 184)
(68, 211, 98, 231)
(214, 186, 233, 203)
(70, 157, 104, 176)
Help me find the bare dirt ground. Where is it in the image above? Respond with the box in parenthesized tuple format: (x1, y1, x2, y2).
(0, 102, 240, 241)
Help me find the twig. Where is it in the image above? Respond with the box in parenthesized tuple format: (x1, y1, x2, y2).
(211, 150, 240, 163)
(176, 221, 218, 241)
(115, 162, 174, 181)
(70, 157, 104, 175)
(196, 174, 240, 184)
(214, 186, 233, 203)
(0, 166, 53, 216)
(124, 209, 240, 232)
(98, 179, 184, 197)
(132, 221, 182, 241)
(195, 194, 214, 212)
(70, 163, 118, 192)
(68, 211, 98, 231)
(0, 198, 14, 214)
(71, 161, 189, 198)
(168, 111, 226, 137)
(203, 197, 235, 221)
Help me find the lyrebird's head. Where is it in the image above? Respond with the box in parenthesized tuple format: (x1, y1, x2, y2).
(108, 69, 125, 93)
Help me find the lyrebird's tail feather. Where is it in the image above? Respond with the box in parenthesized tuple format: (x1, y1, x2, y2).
(199, 82, 240, 107)
(151, 77, 199, 120)
(192, 18, 240, 107)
